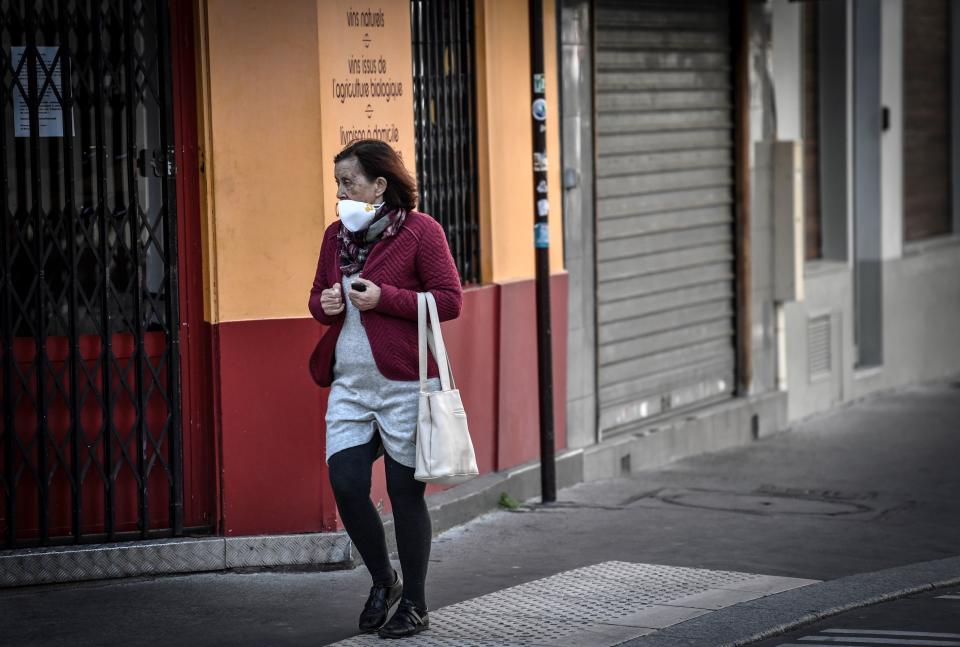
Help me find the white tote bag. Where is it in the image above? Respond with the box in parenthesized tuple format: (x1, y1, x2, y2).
(414, 292, 479, 484)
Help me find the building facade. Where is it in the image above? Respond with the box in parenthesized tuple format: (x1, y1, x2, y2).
(1, 0, 568, 558)
(3, 0, 960, 583)
(560, 0, 960, 476)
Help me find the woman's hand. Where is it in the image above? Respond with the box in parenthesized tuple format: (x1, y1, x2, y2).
(348, 277, 381, 311)
(320, 283, 345, 316)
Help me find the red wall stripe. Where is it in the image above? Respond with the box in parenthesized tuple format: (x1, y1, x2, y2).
(213, 277, 567, 535)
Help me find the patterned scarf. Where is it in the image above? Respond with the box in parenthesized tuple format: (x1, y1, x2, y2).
(338, 204, 407, 276)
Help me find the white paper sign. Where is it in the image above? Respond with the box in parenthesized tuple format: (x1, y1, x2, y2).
(12, 46, 65, 137)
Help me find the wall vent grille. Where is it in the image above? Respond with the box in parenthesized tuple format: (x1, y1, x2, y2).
(807, 314, 832, 380)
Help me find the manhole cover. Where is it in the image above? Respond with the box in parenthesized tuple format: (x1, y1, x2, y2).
(656, 488, 871, 516)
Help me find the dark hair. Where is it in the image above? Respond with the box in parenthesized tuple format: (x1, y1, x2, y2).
(334, 139, 418, 211)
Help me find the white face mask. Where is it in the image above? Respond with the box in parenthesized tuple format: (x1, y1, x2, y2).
(337, 199, 383, 232)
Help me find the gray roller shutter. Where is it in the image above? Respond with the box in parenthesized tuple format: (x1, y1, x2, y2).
(595, 0, 736, 436)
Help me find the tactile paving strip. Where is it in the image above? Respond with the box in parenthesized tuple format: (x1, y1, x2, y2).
(326, 561, 811, 646)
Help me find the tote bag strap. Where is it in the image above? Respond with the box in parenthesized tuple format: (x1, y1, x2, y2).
(418, 292, 456, 392)
(424, 292, 456, 390)
(418, 293, 430, 391)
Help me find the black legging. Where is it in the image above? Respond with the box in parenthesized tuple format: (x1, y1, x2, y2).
(327, 434, 431, 610)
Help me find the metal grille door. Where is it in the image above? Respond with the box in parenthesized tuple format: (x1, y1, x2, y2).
(1, 0, 184, 547)
(410, 0, 480, 284)
(595, 0, 736, 436)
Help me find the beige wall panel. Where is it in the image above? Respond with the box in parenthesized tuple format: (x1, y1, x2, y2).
(544, 0, 564, 275)
(477, 0, 565, 283)
(315, 1, 417, 229)
(203, 0, 562, 318)
(205, 0, 325, 322)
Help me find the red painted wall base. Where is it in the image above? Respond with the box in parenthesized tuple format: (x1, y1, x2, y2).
(212, 273, 568, 535)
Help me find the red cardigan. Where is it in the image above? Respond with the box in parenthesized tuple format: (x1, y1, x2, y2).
(308, 211, 463, 386)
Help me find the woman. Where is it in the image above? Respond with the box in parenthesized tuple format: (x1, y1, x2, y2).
(308, 139, 462, 638)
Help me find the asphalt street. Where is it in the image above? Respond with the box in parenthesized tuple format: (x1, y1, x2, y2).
(1, 380, 958, 646)
(747, 584, 960, 646)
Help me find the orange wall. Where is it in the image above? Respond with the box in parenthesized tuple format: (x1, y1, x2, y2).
(476, 0, 564, 283)
(315, 0, 417, 230)
(200, 0, 327, 323)
(197, 0, 565, 322)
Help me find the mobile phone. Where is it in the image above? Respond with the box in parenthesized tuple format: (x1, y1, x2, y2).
(351, 282, 367, 292)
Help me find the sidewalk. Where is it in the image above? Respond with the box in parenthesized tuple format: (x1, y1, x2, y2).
(1, 379, 958, 646)
(323, 556, 960, 646)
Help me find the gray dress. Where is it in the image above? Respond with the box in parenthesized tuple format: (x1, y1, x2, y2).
(325, 273, 440, 468)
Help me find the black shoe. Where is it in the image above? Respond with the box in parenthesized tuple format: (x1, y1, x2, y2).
(358, 572, 403, 632)
(377, 598, 429, 639)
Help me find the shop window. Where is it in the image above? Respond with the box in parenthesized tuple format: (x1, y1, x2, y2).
(410, 0, 481, 284)
(803, 1, 822, 260)
(1, 0, 185, 548)
(903, 0, 952, 241)
(2, 0, 175, 339)
(812, 0, 850, 262)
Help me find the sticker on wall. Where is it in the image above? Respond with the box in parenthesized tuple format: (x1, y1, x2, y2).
(533, 152, 547, 172)
(536, 179, 548, 194)
(537, 199, 549, 217)
(532, 98, 547, 121)
(534, 222, 549, 249)
(533, 73, 545, 94)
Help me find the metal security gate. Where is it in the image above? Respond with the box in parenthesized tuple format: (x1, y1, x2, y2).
(1, 0, 185, 548)
(595, 0, 736, 436)
(410, 0, 480, 284)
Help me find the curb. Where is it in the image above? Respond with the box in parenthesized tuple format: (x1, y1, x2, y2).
(620, 555, 960, 647)
(0, 532, 353, 588)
